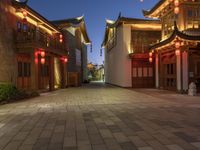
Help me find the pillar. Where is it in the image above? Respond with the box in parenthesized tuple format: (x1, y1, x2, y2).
(182, 51, 188, 92)
(176, 52, 182, 91)
(155, 53, 159, 88)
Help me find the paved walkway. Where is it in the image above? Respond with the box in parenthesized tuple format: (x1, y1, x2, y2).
(0, 83, 200, 150)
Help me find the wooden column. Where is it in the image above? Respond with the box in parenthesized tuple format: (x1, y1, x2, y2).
(176, 51, 182, 91)
(155, 52, 159, 88)
(49, 55, 55, 91)
(182, 51, 189, 92)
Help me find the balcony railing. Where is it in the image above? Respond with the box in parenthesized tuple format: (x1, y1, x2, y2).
(15, 30, 65, 51)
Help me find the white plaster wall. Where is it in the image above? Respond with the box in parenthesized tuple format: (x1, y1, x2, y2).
(105, 24, 132, 87)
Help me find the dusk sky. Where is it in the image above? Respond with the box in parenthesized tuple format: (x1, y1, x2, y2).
(28, 0, 158, 65)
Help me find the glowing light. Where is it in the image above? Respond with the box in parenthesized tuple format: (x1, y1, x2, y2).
(41, 58, 45, 64)
(59, 34, 63, 43)
(59, 39, 63, 43)
(175, 41, 181, 49)
(174, 7, 180, 14)
(149, 52, 153, 57)
(40, 51, 46, 57)
(175, 49, 180, 56)
(22, 10, 27, 17)
(174, 0, 179, 6)
(149, 57, 153, 63)
(64, 58, 68, 63)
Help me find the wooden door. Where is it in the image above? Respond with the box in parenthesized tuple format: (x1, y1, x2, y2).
(132, 59, 154, 88)
(161, 54, 177, 90)
(17, 54, 31, 89)
(38, 56, 50, 90)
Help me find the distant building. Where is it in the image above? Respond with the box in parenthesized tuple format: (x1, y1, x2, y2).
(144, 0, 200, 92)
(97, 65, 105, 81)
(52, 17, 91, 86)
(102, 16, 161, 88)
(0, 0, 68, 91)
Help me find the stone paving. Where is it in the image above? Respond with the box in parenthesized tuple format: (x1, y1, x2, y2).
(0, 83, 200, 150)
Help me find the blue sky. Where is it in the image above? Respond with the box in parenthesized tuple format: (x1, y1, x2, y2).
(28, 0, 158, 65)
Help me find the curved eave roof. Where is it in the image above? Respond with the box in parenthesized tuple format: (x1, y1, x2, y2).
(102, 16, 160, 47)
(12, 0, 61, 33)
(52, 17, 91, 44)
(143, 0, 166, 18)
(150, 22, 200, 50)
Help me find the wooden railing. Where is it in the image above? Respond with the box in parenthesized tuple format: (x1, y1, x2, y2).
(15, 30, 65, 51)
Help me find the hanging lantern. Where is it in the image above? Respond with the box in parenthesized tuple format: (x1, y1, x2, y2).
(41, 58, 45, 64)
(175, 49, 180, 56)
(149, 52, 153, 57)
(40, 51, 46, 57)
(22, 18, 27, 23)
(34, 51, 38, 57)
(22, 10, 27, 17)
(149, 57, 153, 63)
(59, 39, 63, 43)
(174, 0, 179, 6)
(90, 44, 92, 53)
(174, 7, 180, 14)
(59, 34, 63, 43)
(175, 41, 181, 49)
(64, 58, 68, 63)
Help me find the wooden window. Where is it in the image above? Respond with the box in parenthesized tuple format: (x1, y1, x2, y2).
(143, 67, 148, 77)
(17, 22, 21, 32)
(132, 68, 137, 77)
(148, 67, 153, 77)
(18, 62, 31, 77)
(41, 65, 49, 77)
(138, 68, 142, 77)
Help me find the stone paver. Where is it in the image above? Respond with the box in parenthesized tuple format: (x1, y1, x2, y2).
(0, 82, 200, 150)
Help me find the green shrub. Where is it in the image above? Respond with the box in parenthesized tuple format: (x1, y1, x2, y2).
(0, 84, 39, 102)
(0, 84, 19, 101)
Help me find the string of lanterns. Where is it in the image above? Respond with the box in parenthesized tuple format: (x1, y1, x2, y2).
(149, 51, 153, 63)
(35, 49, 68, 65)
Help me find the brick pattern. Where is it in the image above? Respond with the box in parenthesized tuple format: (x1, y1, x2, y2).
(0, 83, 200, 150)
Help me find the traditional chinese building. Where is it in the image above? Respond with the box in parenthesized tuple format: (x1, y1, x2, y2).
(0, 0, 68, 91)
(144, 0, 200, 92)
(52, 17, 91, 87)
(102, 16, 161, 88)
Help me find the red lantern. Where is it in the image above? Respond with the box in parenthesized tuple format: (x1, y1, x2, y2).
(175, 41, 181, 49)
(174, 7, 180, 14)
(64, 58, 68, 63)
(149, 57, 153, 63)
(41, 51, 46, 57)
(41, 58, 45, 64)
(22, 11, 27, 17)
(175, 49, 180, 56)
(59, 34, 63, 43)
(59, 39, 63, 43)
(149, 52, 153, 57)
(22, 18, 27, 23)
(174, 0, 179, 6)
(35, 58, 38, 64)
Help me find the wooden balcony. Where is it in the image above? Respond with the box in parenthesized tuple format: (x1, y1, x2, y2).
(15, 30, 66, 54)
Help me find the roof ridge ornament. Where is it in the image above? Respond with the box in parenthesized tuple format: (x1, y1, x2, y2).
(118, 12, 122, 19)
(14, 0, 29, 4)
